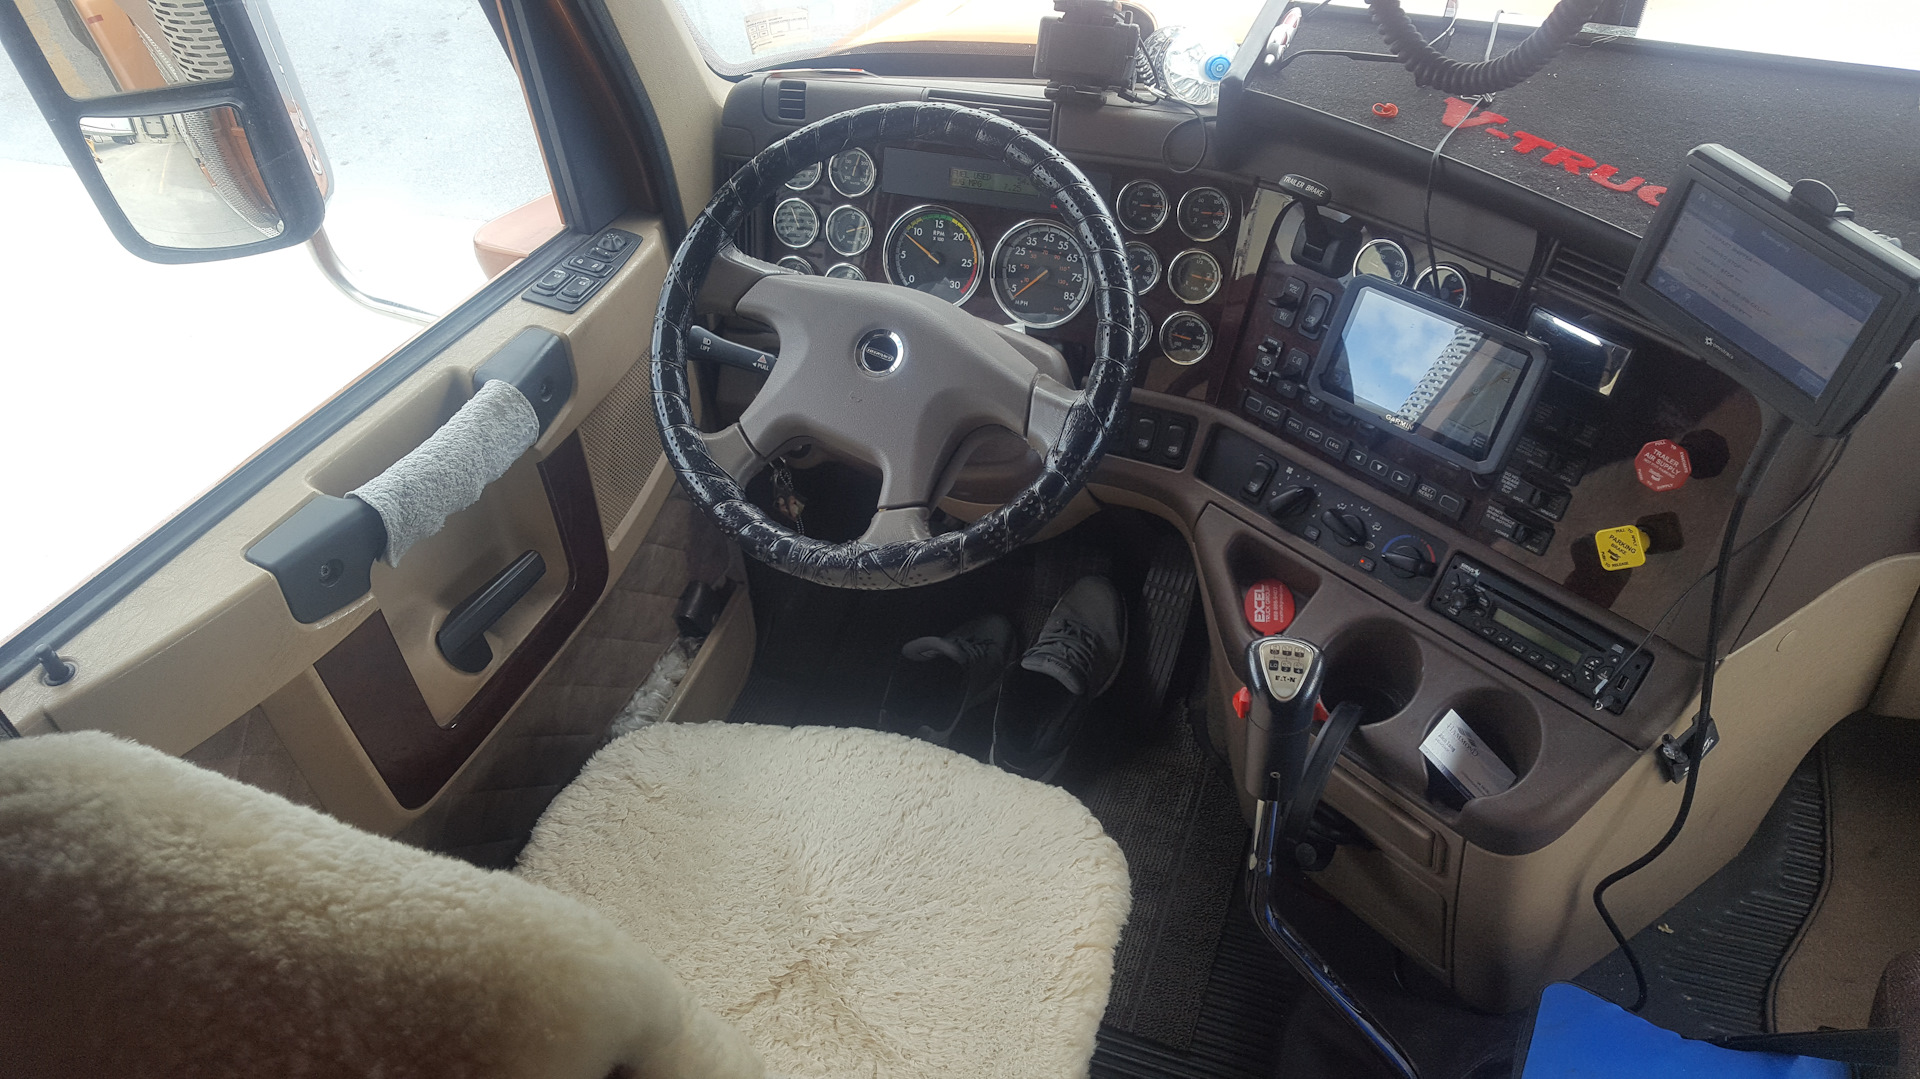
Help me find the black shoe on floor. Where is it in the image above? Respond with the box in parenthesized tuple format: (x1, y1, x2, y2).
(990, 576, 1128, 782)
(879, 614, 1017, 747)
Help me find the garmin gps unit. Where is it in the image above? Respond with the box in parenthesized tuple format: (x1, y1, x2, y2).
(1623, 144, 1920, 436)
(1309, 278, 1551, 474)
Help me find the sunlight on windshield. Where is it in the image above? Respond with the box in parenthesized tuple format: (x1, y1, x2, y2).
(674, 0, 1917, 75)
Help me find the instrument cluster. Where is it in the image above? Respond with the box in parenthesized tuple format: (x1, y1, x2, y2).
(760, 147, 1244, 371)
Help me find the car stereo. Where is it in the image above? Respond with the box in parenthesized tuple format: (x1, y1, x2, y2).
(1308, 278, 1551, 474)
(1623, 144, 1920, 436)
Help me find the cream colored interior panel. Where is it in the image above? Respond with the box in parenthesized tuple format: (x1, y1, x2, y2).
(1869, 589, 1920, 718)
(0, 216, 670, 776)
(1450, 553, 1920, 1012)
(600, 0, 729, 225)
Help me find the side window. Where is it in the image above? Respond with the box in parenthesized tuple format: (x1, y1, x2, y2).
(0, 0, 559, 643)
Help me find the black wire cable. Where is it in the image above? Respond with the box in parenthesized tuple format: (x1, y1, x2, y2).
(1590, 412, 1791, 1013)
(1364, 0, 1602, 96)
(1419, 96, 1477, 295)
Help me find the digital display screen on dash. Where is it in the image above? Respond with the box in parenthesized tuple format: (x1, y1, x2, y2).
(1647, 185, 1882, 399)
(949, 166, 1042, 199)
(1320, 288, 1533, 462)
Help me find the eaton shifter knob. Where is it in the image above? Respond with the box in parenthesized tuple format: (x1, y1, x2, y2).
(1241, 636, 1325, 804)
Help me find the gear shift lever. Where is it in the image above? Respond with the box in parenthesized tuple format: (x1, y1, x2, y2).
(1240, 634, 1421, 1079)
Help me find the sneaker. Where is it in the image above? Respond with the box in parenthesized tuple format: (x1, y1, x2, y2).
(879, 614, 1017, 746)
(990, 577, 1128, 782)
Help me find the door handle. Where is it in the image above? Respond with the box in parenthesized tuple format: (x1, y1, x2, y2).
(436, 550, 546, 673)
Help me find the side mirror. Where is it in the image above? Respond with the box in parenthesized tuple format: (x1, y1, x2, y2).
(2, 0, 327, 263)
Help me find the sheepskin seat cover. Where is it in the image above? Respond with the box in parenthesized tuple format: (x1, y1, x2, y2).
(0, 731, 762, 1079)
(516, 722, 1132, 1079)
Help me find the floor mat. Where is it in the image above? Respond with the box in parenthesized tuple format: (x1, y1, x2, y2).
(1774, 714, 1920, 1031)
(1574, 747, 1827, 1037)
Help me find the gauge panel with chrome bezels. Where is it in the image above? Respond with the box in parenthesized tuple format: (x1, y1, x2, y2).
(1414, 263, 1471, 307)
(1160, 311, 1212, 364)
(772, 197, 819, 249)
(829, 148, 876, 197)
(784, 162, 821, 190)
(826, 204, 872, 257)
(884, 204, 982, 304)
(1118, 179, 1169, 234)
(1177, 186, 1232, 241)
(992, 218, 1091, 329)
(1353, 237, 1411, 285)
(1167, 249, 1222, 304)
(1125, 242, 1161, 295)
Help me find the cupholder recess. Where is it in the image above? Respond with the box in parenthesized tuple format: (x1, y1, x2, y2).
(1424, 687, 1543, 787)
(1319, 621, 1423, 724)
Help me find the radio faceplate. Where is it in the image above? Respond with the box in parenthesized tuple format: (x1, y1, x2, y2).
(1431, 556, 1651, 713)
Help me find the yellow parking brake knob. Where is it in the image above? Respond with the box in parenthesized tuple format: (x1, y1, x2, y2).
(1596, 525, 1650, 571)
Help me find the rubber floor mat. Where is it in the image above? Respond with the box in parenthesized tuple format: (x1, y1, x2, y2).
(1575, 747, 1826, 1037)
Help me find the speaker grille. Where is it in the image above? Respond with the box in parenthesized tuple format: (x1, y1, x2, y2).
(577, 360, 661, 542)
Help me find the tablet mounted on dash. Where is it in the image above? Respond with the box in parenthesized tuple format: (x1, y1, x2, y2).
(1309, 278, 1552, 475)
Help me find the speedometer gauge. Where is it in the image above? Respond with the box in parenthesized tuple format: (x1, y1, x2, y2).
(1125, 242, 1160, 295)
(1117, 180, 1169, 234)
(1353, 237, 1410, 285)
(829, 148, 876, 197)
(885, 205, 982, 304)
(1167, 249, 1221, 304)
(992, 220, 1091, 328)
(1160, 312, 1212, 365)
(1177, 187, 1232, 241)
(772, 198, 818, 249)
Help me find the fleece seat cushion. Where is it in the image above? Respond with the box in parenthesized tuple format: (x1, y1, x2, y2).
(0, 731, 762, 1079)
(516, 722, 1132, 1079)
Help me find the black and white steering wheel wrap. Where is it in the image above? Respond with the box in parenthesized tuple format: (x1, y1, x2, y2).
(651, 102, 1137, 589)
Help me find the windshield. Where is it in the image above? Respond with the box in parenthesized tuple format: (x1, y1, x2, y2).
(673, 0, 1918, 77)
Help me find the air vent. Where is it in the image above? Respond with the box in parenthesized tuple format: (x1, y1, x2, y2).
(925, 89, 1054, 139)
(1543, 244, 1628, 303)
(776, 80, 807, 123)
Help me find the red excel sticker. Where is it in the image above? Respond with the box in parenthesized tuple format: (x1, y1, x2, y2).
(1635, 439, 1693, 492)
(1243, 580, 1296, 634)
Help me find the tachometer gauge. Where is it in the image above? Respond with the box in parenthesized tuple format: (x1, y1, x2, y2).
(777, 255, 811, 273)
(1353, 237, 1410, 285)
(1414, 263, 1471, 307)
(829, 148, 876, 197)
(885, 205, 982, 304)
(772, 198, 818, 249)
(1125, 242, 1161, 295)
(1160, 311, 1212, 365)
(992, 219, 1091, 329)
(785, 162, 821, 190)
(826, 205, 872, 257)
(1117, 179, 1169, 234)
(1167, 249, 1221, 304)
(1177, 186, 1232, 241)
(825, 262, 865, 281)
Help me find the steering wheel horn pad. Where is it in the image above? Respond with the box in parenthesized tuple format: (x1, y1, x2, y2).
(652, 102, 1137, 589)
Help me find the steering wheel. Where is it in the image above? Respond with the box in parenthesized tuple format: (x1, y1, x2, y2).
(651, 102, 1137, 589)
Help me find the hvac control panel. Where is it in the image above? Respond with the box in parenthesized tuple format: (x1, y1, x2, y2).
(1200, 428, 1444, 602)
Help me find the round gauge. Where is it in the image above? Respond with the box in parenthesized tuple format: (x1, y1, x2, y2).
(1125, 242, 1161, 295)
(829, 148, 876, 197)
(1353, 237, 1411, 285)
(1131, 307, 1153, 358)
(1177, 186, 1232, 241)
(884, 205, 982, 304)
(826, 205, 872, 257)
(785, 162, 821, 191)
(992, 219, 1091, 329)
(772, 197, 819, 249)
(825, 262, 865, 281)
(1117, 179, 1169, 235)
(777, 255, 812, 274)
(1414, 263, 1471, 307)
(1167, 249, 1222, 305)
(1160, 311, 1213, 365)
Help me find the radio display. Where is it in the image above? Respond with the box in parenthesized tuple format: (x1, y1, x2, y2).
(1492, 607, 1583, 665)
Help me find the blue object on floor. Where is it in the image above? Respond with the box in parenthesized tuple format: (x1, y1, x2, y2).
(1517, 983, 1850, 1078)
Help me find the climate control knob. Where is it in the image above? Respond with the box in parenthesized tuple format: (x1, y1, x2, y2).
(1381, 538, 1438, 579)
(1321, 509, 1368, 547)
(1265, 484, 1313, 520)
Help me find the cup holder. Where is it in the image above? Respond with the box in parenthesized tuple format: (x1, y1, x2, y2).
(1319, 621, 1423, 725)
(1421, 687, 1542, 810)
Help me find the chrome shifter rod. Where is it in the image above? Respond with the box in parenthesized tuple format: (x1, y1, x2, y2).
(1242, 635, 1421, 1079)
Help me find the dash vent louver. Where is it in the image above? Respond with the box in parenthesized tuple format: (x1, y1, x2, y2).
(925, 89, 1054, 139)
(1542, 244, 1628, 304)
(776, 80, 807, 123)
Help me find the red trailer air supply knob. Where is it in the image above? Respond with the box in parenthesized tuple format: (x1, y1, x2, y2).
(1244, 579, 1296, 634)
(1635, 439, 1693, 492)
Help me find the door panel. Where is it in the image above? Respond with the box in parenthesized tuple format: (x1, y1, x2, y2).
(0, 214, 676, 833)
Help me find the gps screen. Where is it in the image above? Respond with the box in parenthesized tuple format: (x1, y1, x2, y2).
(1646, 185, 1882, 399)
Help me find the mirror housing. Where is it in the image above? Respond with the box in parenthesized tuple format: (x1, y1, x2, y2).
(2, 0, 327, 263)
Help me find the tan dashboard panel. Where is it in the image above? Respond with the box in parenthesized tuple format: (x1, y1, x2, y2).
(1450, 552, 1920, 1012)
(0, 218, 671, 829)
(599, 0, 729, 228)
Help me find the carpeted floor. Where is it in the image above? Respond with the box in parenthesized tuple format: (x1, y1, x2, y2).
(1774, 714, 1920, 1031)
